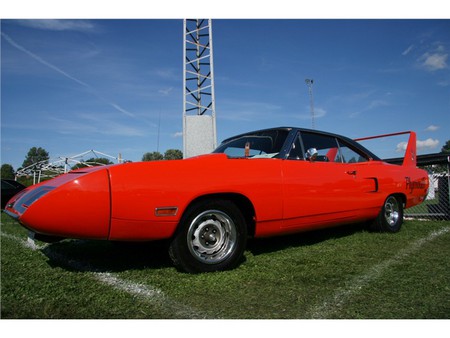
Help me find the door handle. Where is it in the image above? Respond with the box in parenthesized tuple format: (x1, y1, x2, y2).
(346, 170, 357, 175)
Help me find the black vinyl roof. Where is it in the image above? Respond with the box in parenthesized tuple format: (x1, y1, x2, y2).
(218, 126, 381, 161)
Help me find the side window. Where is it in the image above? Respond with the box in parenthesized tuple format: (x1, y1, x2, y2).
(336, 140, 369, 163)
(292, 132, 370, 163)
(300, 132, 339, 162)
(287, 134, 304, 160)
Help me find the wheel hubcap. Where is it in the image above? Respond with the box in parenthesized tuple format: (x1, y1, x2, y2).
(384, 197, 399, 226)
(188, 210, 237, 264)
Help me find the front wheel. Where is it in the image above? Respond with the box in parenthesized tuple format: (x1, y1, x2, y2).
(169, 199, 247, 273)
(371, 195, 404, 233)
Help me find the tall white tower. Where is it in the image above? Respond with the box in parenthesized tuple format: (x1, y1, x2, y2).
(183, 19, 217, 158)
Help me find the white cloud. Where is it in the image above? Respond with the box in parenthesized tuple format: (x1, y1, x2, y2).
(48, 114, 146, 137)
(402, 44, 414, 56)
(108, 102, 135, 118)
(313, 107, 327, 118)
(293, 106, 327, 121)
(417, 138, 440, 151)
(172, 131, 183, 138)
(348, 99, 389, 119)
(158, 87, 173, 96)
(2, 32, 138, 119)
(15, 19, 97, 32)
(2, 32, 90, 88)
(419, 51, 448, 71)
(396, 138, 440, 153)
(367, 100, 389, 110)
(154, 68, 178, 80)
(425, 125, 440, 132)
(396, 142, 407, 153)
(217, 99, 283, 122)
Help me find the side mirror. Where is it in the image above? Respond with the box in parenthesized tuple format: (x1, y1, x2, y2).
(305, 148, 318, 161)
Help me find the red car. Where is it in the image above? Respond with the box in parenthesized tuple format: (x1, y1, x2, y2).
(4, 127, 429, 273)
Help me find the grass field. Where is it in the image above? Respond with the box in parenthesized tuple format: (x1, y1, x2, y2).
(1, 212, 449, 319)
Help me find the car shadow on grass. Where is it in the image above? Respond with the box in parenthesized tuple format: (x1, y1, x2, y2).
(40, 222, 369, 273)
(41, 239, 174, 273)
(247, 222, 368, 256)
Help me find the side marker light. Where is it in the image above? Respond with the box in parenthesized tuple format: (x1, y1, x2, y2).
(155, 207, 178, 217)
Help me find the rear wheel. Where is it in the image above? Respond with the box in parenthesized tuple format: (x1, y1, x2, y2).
(169, 199, 247, 273)
(371, 195, 403, 233)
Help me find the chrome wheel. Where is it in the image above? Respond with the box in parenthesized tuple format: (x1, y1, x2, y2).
(371, 195, 403, 233)
(384, 196, 400, 227)
(187, 210, 237, 264)
(169, 199, 247, 273)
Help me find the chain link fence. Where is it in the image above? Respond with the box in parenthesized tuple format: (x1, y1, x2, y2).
(404, 154, 450, 221)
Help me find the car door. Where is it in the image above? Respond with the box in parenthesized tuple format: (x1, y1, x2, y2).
(281, 132, 374, 231)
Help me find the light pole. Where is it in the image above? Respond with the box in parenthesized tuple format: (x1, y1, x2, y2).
(305, 79, 315, 129)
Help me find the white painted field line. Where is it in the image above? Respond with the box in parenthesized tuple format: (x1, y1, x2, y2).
(1, 231, 208, 319)
(0, 231, 48, 251)
(93, 272, 208, 318)
(307, 227, 450, 319)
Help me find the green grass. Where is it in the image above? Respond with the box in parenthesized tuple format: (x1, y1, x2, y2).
(1, 212, 449, 319)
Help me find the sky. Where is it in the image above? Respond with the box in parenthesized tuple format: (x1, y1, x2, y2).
(1, 17, 449, 170)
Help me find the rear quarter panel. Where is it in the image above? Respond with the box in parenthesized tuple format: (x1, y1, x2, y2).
(355, 161, 428, 209)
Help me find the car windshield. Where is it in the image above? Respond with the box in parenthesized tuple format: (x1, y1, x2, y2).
(213, 129, 289, 158)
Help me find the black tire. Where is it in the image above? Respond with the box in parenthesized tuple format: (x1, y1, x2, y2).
(371, 195, 404, 233)
(169, 199, 247, 273)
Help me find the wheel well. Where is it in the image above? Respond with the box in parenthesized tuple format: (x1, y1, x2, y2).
(186, 193, 256, 237)
(393, 193, 407, 208)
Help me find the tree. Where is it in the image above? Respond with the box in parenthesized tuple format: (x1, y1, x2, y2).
(429, 139, 450, 173)
(441, 140, 450, 154)
(142, 152, 164, 161)
(164, 149, 183, 160)
(1, 164, 15, 179)
(22, 147, 49, 169)
(142, 150, 183, 161)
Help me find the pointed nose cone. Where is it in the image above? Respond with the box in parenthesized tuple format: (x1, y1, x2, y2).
(10, 168, 111, 240)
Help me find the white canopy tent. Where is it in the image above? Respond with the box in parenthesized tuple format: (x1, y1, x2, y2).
(16, 150, 125, 184)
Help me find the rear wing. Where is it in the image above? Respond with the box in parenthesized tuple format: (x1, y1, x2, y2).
(354, 131, 417, 167)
